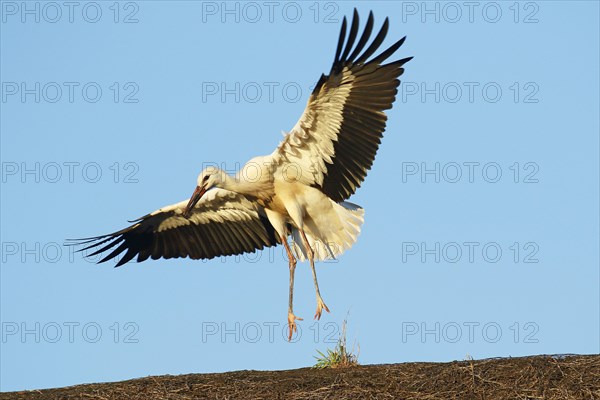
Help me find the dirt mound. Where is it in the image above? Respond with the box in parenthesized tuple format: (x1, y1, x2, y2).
(3, 354, 599, 399)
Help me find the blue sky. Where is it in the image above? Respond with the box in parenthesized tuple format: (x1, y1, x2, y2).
(1, 0, 599, 392)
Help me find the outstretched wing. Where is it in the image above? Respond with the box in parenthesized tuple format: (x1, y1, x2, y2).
(273, 9, 412, 202)
(67, 189, 280, 266)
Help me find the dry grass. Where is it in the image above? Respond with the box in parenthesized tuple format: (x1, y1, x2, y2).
(3, 354, 599, 400)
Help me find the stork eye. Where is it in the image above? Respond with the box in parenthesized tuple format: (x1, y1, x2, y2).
(202, 176, 209, 183)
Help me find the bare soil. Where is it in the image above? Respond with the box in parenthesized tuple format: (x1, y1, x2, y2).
(3, 354, 599, 400)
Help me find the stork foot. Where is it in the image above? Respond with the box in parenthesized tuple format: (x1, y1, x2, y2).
(314, 296, 330, 320)
(287, 312, 303, 341)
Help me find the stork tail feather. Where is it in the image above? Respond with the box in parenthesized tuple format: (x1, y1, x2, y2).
(291, 201, 364, 262)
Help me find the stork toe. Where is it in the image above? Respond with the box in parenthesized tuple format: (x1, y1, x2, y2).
(287, 312, 303, 341)
(314, 296, 330, 320)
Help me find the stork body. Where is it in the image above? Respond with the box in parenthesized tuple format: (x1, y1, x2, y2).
(70, 9, 411, 340)
(190, 161, 364, 335)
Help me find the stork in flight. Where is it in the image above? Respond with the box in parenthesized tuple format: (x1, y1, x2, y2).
(70, 9, 411, 340)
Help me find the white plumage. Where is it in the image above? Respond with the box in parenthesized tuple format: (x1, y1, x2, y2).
(69, 9, 411, 340)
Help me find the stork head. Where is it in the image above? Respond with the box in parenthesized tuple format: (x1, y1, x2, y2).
(183, 166, 225, 218)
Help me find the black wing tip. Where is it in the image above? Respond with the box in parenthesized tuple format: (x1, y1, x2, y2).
(331, 10, 407, 71)
(64, 236, 112, 254)
(388, 56, 413, 68)
(64, 235, 108, 244)
(65, 230, 131, 265)
(339, 8, 360, 65)
(333, 15, 348, 66)
(128, 213, 150, 223)
(370, 35, 409, 66)
(114, 256, 130, 268)
(354, 14, 390, 65)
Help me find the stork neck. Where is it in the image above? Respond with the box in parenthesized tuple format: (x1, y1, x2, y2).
(219, 173, 259, 197)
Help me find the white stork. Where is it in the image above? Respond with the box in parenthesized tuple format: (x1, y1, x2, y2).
(70, 9, 411, 340)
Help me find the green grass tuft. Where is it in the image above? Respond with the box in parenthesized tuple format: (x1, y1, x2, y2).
(313, 317, 359, 369)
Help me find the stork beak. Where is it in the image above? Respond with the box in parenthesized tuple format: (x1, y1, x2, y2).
(183, 185, 206, 218)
